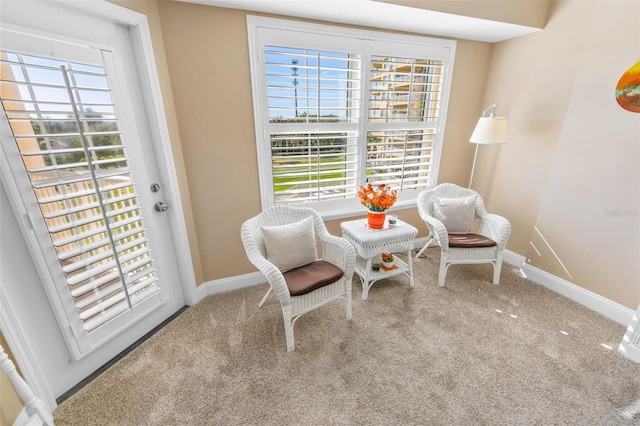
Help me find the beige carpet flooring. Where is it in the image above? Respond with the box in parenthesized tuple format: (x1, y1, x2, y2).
(54, 248, 640, 425)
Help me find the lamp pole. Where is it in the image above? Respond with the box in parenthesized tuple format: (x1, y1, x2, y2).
(291, 59, 299, 118)
(469, 144, 481, 188)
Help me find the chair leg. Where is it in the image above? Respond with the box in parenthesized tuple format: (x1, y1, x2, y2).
(438, 251, 448, 287)
(258, 286, 272, 307)
(282, 305, 295, 352)
(345, 280, 352, 321)
(493, 259, 503, 285)
(415, 236, 434, 258)
(438, 261, 448, 287)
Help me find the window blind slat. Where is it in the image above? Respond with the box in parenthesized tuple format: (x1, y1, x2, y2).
(39, 179, 133, 209)
(62, 236, 149, 274)
(81, 282, 159, 332)
(56, 226, 146, 262)
(74, 269, 156, 312)
(41, 191, 136, 220)
(48, 211, 104, 235)
(70, 255, 154, 299)
(45, 204, 139, 234)
(78, 275, 158, 320)
(21, 143, 124, 157)
(65, 244, 151, 286)
(27, 157, 127, 174)
(81, 300, 129, 332)
(30, 169, 131, 189)
(52, 213, 143, 248)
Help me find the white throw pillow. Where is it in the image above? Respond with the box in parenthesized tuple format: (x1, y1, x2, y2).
(433, 195, 477, 234)
(261, 216, 317, 272)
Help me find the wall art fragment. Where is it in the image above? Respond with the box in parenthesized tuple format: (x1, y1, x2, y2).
(616, 61, 640, 113)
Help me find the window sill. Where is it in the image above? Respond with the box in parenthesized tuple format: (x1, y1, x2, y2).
(320, 199, 417, 222)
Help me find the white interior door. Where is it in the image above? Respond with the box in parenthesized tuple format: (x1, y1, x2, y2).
(0, 2, 187, 363)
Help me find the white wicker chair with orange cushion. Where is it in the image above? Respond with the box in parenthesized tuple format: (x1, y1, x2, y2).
(241, 205, 356, 352)
(415, 183, 511, 287)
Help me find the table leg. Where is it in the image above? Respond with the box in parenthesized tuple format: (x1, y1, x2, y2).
(362, 257, 373, 301)
(406, 249, 414, 288)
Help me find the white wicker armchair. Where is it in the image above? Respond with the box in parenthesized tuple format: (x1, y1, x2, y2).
(415, 183, 511, 287)
(241, 206, 356, 352)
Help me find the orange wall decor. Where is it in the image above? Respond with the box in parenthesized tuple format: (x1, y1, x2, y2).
(616, 61, 640, 112)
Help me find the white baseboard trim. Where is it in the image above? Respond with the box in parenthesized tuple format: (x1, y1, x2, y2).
(445, 248, 634, 326)
(619, 340, 640, 363)
(519, 261, 634, 326)
(618, 312, 640, 363)
(502, 249, 526, 267)
(196, 271, 266, 302)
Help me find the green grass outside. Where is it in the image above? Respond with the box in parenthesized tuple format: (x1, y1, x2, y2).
(273, 156, 347, 192)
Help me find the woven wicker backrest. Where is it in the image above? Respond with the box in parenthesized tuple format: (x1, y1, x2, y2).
(418, 183, 487, 219)
(241, 205, 328, 263)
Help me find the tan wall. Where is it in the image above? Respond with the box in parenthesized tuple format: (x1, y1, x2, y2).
(0, 334, 23, 426)
(475, 0, 640, 309)
(376, 0, 551, 28)
(155, 3, 262, 280)
(108, 0, 205, 286)
(153, 1, 491, 281)
(0, 374, 21, 426)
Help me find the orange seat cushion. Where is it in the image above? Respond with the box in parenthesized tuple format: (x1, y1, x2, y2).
(448, 233, 497, 248)
(283, 260, 344, 296)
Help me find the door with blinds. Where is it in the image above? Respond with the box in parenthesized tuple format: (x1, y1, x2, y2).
(0, 20, 186, 361)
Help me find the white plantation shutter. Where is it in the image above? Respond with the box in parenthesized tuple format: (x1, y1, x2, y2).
(368, 56, 444, 123)
(366, 129, 437, 191)
(0, 50, 160, 335)
(266, 46, 361, 203)
(249, 17, 456, 213)
(265, 47, 361, 123)
(366, 56, 446, 190)
(270, 131, 359, 203)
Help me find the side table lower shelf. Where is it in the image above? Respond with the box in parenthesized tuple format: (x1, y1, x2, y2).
(354, 253, 414, 301)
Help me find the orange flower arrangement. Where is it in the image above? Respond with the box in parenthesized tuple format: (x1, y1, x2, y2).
(358, 183, 397, 212)
(381, 252, 394, 263)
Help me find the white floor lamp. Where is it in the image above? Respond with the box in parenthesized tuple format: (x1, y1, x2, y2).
(469, 104, 508, 188)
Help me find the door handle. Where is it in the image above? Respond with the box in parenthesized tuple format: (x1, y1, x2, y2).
(154, 202, 168, 212)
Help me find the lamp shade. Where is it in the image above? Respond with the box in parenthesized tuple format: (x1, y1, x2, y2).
(469, 116, 508, 145)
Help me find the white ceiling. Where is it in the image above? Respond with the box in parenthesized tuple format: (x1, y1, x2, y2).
(178, 0, 541, 43)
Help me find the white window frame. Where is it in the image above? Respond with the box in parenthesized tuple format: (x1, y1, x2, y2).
(247, 16, 456, 219)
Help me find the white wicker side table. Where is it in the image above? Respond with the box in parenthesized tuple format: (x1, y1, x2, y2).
(340, 218, 418, 301)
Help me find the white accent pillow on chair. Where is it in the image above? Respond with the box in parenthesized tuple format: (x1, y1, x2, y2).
(261, 216, 317, 272)
(433, 195, 477, 234)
